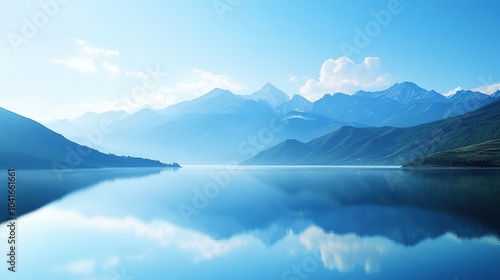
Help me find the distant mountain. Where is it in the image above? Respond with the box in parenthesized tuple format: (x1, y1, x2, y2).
(308, 81, 497, 127)
(46, 85, 342, 164)
(243, 100, 500, 165)
(279, 112, 343, 141)
(383, 102, 462, 127)
(133, 99, 339, 164)
(0, 107, 177, 169)
(111, 108, 169, 133)
(44, 110, 130, 148)
(43, 119, 83, 143)
(355, 82, 447, 104)
(277, 94, 313, 114)
(158, 88, 245, 117)
(72, 110, 129, 129)
(311, 92, 399, 126)
(403, 139, 500, 167)
(448, 90, 491, 103)
(446, 90, 496, 114)
(45, 82, 500, 164)
(250, 83, 289, 106)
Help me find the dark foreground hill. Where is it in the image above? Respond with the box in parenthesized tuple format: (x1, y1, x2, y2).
(403, 139, 500, 167)
(0, 107, 179, 169)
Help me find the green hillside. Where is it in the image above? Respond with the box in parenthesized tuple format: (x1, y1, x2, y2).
(403, 139, 500, 167)
(243, 100, 500, 165)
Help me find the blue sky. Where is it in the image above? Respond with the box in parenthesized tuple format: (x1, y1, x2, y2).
(1, 0, 500, 121)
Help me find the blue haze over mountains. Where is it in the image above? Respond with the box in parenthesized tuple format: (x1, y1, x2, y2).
(44, 82, 500, 164)
(0, 108, 170, 169)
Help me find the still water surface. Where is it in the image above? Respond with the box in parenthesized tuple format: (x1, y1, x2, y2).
(0, 166, 499, 279)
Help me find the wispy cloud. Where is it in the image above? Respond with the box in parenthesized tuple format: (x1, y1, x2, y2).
(287, 74, 297, 82)
(300, 56, 393, 100)
(102, 61, 121, 78)
(75, 39, 120, 56)
(52, 39, 120, 76)
(52, 57, 96, 73)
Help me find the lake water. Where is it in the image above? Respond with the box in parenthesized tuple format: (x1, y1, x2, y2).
(0, 166, 499, 279)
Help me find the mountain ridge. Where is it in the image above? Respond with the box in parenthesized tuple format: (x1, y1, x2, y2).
(0, 107, 179, 169)
(43, 82, 500, 164)
(243, 100, 500, 165)
(250, 82, 290, 107)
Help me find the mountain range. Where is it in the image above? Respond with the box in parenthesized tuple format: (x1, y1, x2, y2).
(44, 82, 500, 164)
(243, 99, 500, 165)
(0, 107, 178, 170)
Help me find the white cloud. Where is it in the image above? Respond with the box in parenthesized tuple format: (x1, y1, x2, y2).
(472, 82, 500, 95)
(75, 38, 120, 56)
(53, 39, 121, 76)
(29, 207, 248, 263)
(300, 56, 393, 101)
(299, 226, 393, 274)
(444, 86, 462, 97)
(288, 74, 297, 82)
(102, 61, 121, 78)
(52, 57, 96, 73)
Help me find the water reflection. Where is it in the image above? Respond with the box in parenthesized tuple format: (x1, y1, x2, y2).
(0, 167, 499, 279)
(0, 167, 172, 222)
(244, 168, 500, 245)
(299, 226, 393, 274)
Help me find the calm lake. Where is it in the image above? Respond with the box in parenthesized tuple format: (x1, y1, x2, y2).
(1, 166, 499, 279)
